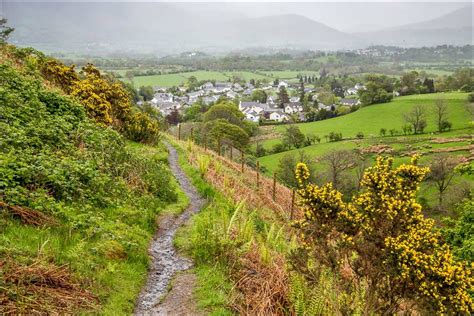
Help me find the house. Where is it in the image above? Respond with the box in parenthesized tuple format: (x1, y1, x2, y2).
(187, 91, 204, 104)
(201, 82, 214, 91)
(284, 102, 304, 114)
(278, 81, 289, 88)
(242, 108, 261, 122)
(269, 111, 289, 122)
(155, 101, 181, 116)
(239, 101, 261, 111)
(153, 86, 167, 92)
(232, 83, 243, 92)
(243, 88, 253, 96)
(267, 96, 276, 104)
(151, 93, 174, 105)
(202, 96, 219, 105)
(346, 83, 366, 96)
(339, 98, 360, 106)
(290, 96, 300, 103)
(226, 91, 238, 99)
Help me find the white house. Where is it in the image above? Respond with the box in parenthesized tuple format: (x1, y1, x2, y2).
(339, 98, 361, 106)
(151, 93, 173, 105)
(284, 102, 304, 114)
(278, 81, 289, 88)
(269, 111, 289, 122)
(290, 96, 300, 103)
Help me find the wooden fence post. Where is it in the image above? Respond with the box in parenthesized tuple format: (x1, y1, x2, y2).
(256, 161, 260, 189)
(190, 127, 194, 141)
(230, 146, 233, 161)
(272, 172, 276, 201)
(178, 124, 181, 141)
(290, 189, 296, 220)
(241, 151, 244, 173)
(217, 138, 221, 156)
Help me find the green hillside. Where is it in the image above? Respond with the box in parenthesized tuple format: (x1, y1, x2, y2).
(261, 92, 471, 150)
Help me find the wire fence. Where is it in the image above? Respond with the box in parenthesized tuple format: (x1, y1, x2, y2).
(169, 133, 301, 220)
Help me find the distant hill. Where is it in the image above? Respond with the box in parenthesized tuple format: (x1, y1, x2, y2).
(3, 2, 472, 54)
(357, 6, 473, 47)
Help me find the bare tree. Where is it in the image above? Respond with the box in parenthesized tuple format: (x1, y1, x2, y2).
(434, 98, 450, 133)
(322, 150, 355, 191)
(428, 155, 458, 206)
(354, 154, 370, 192)
(403, 105, 427, 134)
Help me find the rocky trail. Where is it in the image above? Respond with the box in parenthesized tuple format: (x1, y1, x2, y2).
(134, 142, 205, 315)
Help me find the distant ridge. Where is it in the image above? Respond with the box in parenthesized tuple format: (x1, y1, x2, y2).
(4, 2, 473, 54)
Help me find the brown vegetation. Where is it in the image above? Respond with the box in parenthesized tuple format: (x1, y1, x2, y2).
(0, 259, 97, 315)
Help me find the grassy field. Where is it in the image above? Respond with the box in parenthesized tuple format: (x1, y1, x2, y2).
(128, 71, 230, 87)
(121, 69, 327, 87)
(260, 92, 471, 151)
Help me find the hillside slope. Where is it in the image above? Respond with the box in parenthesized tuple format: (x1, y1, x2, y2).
(0, 46, 182, 314)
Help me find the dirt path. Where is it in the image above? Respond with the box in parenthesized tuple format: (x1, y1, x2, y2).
(134, 142, 205, 315)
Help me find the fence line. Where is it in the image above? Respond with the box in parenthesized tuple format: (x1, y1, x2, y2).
(168, 134, 300, 219)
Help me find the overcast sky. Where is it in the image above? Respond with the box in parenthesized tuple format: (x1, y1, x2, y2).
(1, 1, 471, 32)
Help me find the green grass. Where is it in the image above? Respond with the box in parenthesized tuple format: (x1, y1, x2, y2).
(128, 71, 230, 87)
(261, 92, 471, 150)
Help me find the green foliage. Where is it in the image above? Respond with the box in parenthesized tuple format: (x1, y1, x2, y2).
(282, 125, 305, 150)
(0, 62, 178, 313)
(138, 85, 154, 101)
(251, 89, 267, 103)
(443, 199, 474, 262)
(359, 74, 394, 106)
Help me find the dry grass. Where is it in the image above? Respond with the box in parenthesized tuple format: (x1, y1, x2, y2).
(0, 259, 97, 315)
(230, 246, 290, 316)
(0, 201, 57, 226)
(182, 140, 303, 221)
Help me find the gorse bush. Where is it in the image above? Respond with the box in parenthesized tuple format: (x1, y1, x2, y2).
(3, 44, 159, 144)
(293, 156, 473, 314)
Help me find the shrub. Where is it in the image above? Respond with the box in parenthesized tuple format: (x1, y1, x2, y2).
(292, 156, 473, 314)
(328, 132, 342, 142)
(356, 132, 364, 139)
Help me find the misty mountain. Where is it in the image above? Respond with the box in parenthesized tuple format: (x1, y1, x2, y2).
(3, 2, 472, 55)
(357, 6, 473, 47)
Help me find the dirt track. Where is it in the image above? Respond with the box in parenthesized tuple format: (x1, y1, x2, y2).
(134, 142, 205, 315)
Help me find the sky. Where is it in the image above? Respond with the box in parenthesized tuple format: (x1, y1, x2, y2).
(1, 1, 471, 32)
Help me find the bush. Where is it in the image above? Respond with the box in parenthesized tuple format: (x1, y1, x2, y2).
(356, 132, 364, 139)
(272, 143, 286, 154)
(293, 157, 473, 314)
(328, 132, 342, 142)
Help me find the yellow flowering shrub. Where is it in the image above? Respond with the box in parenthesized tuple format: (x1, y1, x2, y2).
(293, 156, 473, 314)
(41, 59, 78, 93)
(124, 111, 160, 144)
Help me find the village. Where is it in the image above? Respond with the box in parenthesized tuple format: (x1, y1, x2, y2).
(142, 78, 364, 123)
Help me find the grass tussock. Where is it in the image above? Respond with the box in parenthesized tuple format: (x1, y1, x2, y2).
(0, 201, 57, 227)
(0, 258, 97, 315)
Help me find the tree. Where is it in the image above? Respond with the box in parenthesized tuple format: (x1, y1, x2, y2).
(203, 102, 244, 127)
(434, 98, 451, 133)
(321, 149, 355, 191)
(275, 151, 313, 188)
(185, 76, 199, 90)
(277, 86, 290, 106)
(204, 119, 249, 150)
(428, 155, 458, 206)
(282, 125, 305, 150)
(404, 105, 427, 134)
(0, 18, 14, 43)
(379, 128, 386, 137)
(166, 108, 182, 125)
(125, 71, 135, 84)
(183, 104, 202, 122)
(251, 89, 267, 103)
(138, 85, 154, 101)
